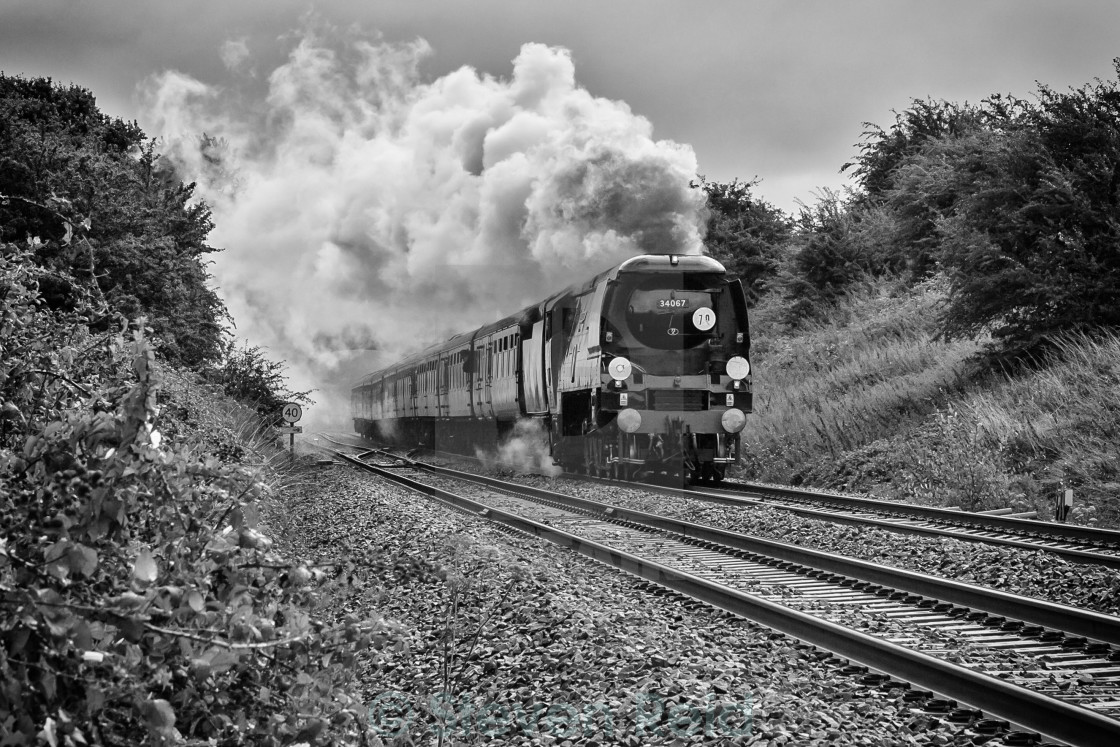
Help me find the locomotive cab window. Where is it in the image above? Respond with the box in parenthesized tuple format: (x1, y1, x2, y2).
(602, 271, 750, 376)
(620, 277, 723, 350)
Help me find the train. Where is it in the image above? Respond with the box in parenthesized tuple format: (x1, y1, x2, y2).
(350, 253, 752, 483)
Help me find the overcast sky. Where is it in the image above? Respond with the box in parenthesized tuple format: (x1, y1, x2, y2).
(5, 0, 1118, 214)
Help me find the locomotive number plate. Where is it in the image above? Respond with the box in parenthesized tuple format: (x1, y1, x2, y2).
(656, 298, 690, 309)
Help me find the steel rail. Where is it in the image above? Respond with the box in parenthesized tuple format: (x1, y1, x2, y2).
(619, 477, 1120, 570)
(416, 462, 1120, 646)
(334, 449, 1120, 746)
(324, 433, 1120, 548)
(353, 433, 1120, 566)
(723, 480, 1120, 546)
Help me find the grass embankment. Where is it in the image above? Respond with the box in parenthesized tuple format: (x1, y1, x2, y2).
(740, 276, 1120, 527)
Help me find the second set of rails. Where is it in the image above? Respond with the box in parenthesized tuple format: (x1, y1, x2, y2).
(673, 480, 1120, 570)
(322, 435, 1120, 747)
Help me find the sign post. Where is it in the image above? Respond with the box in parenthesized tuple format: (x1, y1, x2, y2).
(1056, 488, 1074, 522)
(279, 402, 303, 463)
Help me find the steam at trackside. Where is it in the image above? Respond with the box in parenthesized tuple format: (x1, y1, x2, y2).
(141, 28, 707, 428)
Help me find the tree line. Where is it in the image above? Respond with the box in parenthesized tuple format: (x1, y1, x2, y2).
(700, 59, 1120, 359)
(0, 73, 306, 414)
(2, 75, 355, 745)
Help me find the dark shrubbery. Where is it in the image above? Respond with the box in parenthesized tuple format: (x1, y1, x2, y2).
(0, 244, 381, 745)
(0, 76, 356, 745)
(0, 74, 225, 367)
(846, 63, 1120, 356)
(696, 177, 791, 304)
(203, 341, 312, 423)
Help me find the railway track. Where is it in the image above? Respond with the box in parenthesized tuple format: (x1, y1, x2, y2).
(671, 479, 1120, 570)
(321, 439, 1120, 746)
(318, 432, 1120, 569)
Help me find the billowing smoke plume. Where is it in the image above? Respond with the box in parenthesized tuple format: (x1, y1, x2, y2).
(141, 27, 706, 428)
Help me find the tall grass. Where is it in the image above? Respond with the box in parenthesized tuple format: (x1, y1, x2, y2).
(742, 277, 1120, 526)
(959, 332, 1120, 524)
(742, 276, 981, 486)
(156, 363, 299, 489)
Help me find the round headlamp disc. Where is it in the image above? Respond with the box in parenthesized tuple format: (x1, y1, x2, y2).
(617, 408, 642, 433)
(726, 356, 750, 380)
(721, 408, 746, 433)
(608, 357, 632, 381)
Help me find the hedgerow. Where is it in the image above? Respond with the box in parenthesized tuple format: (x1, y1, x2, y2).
(0, 244, 390, 745)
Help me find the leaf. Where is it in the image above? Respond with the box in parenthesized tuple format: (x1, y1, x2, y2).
(119, 617, 145, 643)
(139, 698, 176, 730)
(187, 591, 204, 613)
(39, 717, 58, 747)
(86, 685, 105, 713)
(204, 648, 241, 674)
(133, 548, 158, 584)
(45, 539, 72, 581)
(68, 543, 99, 577)
(72, 620, 93, 650)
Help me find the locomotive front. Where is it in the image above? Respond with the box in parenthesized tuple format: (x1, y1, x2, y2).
(568, 254, 752, 482)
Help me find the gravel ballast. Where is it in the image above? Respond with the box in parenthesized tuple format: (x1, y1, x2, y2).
(491, 472, 1120, 618)
(264, 462, 984, 746)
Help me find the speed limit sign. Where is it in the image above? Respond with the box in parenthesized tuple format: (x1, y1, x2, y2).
(280, 402, 303, 424)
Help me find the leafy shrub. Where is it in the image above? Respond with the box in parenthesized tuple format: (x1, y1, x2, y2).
(202, 341, 312, 423)
(0, 246, 382, 745)
(0, 74, 226, 367)
(852, 63, 1120, 357)
(695, 177, 791, 304)
(844, 97, 986, 200)
(893, 405, 1009, 511)
(779, 190, 893, 323)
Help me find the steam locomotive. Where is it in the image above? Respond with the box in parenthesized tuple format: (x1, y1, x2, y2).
(350, 254, 752, 483)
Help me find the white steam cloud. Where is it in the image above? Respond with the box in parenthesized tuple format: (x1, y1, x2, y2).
(141, 28, 706, 428)
(475, 419, 563, 478)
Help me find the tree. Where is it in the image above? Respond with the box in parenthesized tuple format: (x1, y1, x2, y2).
(204, 341, 313, 420)
(695, 177, 791, 304)
(843, 98, 995, 277)
(0, 74, 226, 366)
(778, 190, 879, 322)
(844, 98, 986, 199)
(890, 63, 1120, 354)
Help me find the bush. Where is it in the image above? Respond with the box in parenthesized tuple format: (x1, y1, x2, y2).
(0, 246, 381, 745)
(0, 74, 227, 367)
(695, 177, 791, 304)
(855, 64, 1120, 357)
(203, 341, 312, 423)
(779, 190, 892, 323)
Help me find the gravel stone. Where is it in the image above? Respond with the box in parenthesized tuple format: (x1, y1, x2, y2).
(264, 462, 988, 745)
